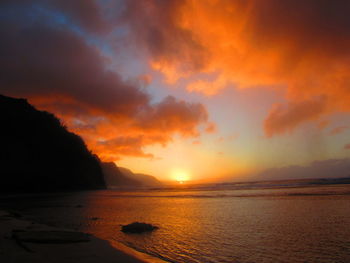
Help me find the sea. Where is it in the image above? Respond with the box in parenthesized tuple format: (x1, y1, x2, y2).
(1, 179, 350, 263)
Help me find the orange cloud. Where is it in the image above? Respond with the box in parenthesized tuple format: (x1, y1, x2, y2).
(317, 120, 330, 130)
(264, 97, 327, 137)
(217, 137, 224, 142)
(192, 140, 201, 145)
(205, 122, 217, 133)
(0, 15, 210, 161)
(125, 0, 350, 136)
(329, 126, 349, 136)
(29, 94, 209, 161)
(227, 133, 239, 141)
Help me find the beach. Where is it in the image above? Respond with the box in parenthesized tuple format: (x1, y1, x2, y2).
(0, 210, 165, 263)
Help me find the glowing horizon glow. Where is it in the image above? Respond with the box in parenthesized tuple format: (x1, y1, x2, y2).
(171, 169, 191, 184)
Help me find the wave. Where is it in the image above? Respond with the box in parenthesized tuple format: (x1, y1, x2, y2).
(102, 185, 350, 199)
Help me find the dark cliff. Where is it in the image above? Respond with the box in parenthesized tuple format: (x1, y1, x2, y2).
(101, 162, 162, 188)
(0, 95, 106, 192)
(101, 162, 141, 188)
(118, 167, 163, 187)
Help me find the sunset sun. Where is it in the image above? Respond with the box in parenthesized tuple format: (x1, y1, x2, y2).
(172, 170, 190, 184)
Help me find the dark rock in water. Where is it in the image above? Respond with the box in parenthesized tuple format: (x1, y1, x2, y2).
(0, 211, 22, 220)
(8, 211, 22, 218)
(121, 222, 158, 233)
(12, 230, 90, 243)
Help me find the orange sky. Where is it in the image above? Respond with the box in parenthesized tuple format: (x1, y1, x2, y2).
(1, 0, 350, 182)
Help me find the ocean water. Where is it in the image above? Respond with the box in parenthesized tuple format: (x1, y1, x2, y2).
(2, 182, 350, 263)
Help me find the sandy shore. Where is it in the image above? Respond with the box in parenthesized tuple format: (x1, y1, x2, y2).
(0, 210, 166, 263)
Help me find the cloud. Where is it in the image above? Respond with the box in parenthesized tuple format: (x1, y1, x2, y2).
(2, 0, 350, 158)
(1, 0, 111, 33)
(0, 25, 149, 115)
(217, 137, 224, 142)
(264, 97, 327, 137)
(94, 136, 155, 160)
(135, 96, 208, 137)
(317, 120, 330, 130)
(329, 126, 349, 136)
(123, 0, 209, 83)
(192, 140, 201, 145)
(0, 1, 209, 160)
(205, 122, 217, 133)
(257, 158, 350, 180)
(122, 0, 350, 135)
(49, 0, 111, 33)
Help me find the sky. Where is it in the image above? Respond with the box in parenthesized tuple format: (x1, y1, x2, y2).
(1, 0, 350, 182)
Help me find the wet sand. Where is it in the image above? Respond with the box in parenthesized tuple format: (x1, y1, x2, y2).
(0, 210, 165, 263)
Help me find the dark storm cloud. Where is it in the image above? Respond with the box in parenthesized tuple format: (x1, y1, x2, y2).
(257, 158, 350, 180)
(247, 0, 350, 53)
(0, 24, 149, 115)
(122, 0, 209, 74)
(0, 0, 209, 160)
(0, 0, 110, 33)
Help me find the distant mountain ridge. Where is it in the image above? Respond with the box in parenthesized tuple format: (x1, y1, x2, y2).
(0, 94, 106, 192)
(118, 167, 163, 187)
(101, 162, 142, 188)
(101, 162, 162, 188)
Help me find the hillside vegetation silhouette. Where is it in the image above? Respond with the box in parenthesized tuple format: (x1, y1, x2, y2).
(0, 95, 106, 192)
(101, 162, 162, 188)
(101, 162, 142, 188)
(118, 167, 163, 187)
